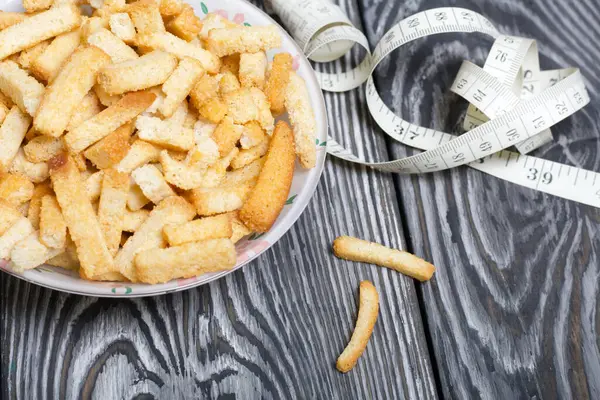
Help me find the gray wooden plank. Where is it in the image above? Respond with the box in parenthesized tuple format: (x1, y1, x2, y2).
(0, 0, 438, 398)
(359, 0, 600, 398)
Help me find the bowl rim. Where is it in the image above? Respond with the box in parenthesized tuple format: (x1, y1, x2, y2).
(0, 0, 328, 297)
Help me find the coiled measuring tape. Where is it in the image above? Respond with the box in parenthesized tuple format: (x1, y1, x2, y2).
(265, 0, 600, 208)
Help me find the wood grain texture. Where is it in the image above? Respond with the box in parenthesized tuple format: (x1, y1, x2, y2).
(0, 0, 438, 399)
(359, 0, 600, 398)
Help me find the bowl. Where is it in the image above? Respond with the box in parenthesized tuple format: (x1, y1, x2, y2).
(0, 0, 327, 297)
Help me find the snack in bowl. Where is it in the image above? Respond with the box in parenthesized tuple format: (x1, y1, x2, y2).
(0, 0, 322, 291)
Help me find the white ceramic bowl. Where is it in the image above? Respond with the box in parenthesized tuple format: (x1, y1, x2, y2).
(0, 0, 327, 296)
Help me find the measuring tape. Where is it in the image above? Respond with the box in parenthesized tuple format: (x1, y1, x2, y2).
(264, 1, 600, 208)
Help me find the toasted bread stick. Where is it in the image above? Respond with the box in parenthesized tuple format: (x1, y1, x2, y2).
(135, 239, 236, 284)
(0, 106, 31, 172)
(190, 181, 254, 216)
(189, 74, 218, 110)
(332, 236, 436, 281)
(336, 281, 379, 373)
(93, 82, 121, 107)
(135, 115, 194, 151)
(34, 46, 111, 137)
(39, 195, 67, 249)
(136, 32, 220, 73)
(84, 171, 104, 202)
(158, 0, 183, 17)
(211, 117, 244, 157)
(30, 30, 81, 83)
(159, 57, 204, 118)
(66, 91, 102, 132)
(239, 121, 266, 149)
(218, 71, 241, 96)
(0, 5, 81, 61)
(65, 90, 155, 153)
(83, 122, 133, 169)
(239, 121, 295, 232)
(48, 153, 116, 280)
(17, 40, 49, 70)
(220, 157, 265, 187)
(126, 181, 150, 211)
(46, 235, 80, 270)
(239, 52, 267, 90)
(265, 53, 292, 115)
(97, 50, 177, 95)
(115, 196, 195, 281)
(165, 4, 201, 41)
(0, 60, 45, 116)
(109, 13, 136, 44)
(126, 0, 165, 35)
(98, 169, 129, 256)
(207, 25, 281, 57)
(285, 71, 317, 168)
(86, 28, 139, 63)
(163, 214, 232, 246)
(0, 100, 9, 126)
(115, 139, 161, 173)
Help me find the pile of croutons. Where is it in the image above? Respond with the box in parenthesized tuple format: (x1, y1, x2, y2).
(0, 0, 316, 283)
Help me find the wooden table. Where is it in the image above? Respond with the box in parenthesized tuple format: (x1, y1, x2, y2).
(2, 0, 599, 398)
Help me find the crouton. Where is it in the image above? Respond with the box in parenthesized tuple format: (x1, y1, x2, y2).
(285, 71, 317, 168)
(163, 213, 232, 246)
(265, 52, 292, 115)
(0, 60, 45, 116)
(136, 32, 220, 73)
(115, 139, 161, 173)
(115, 195, 195, 281)
(9, 148, 49, 183)
(159, 57, 204, 118)
(0, 106, 31, 172)
(30, 30, 81, 83)
(239, 121, 295, 232)
(166, 4, 201, 41)
(48, 153, 116, 279)
(86, 28, 139, 63)
(97, 169, 129, 255)
(131, 164, 175, 204)
(109, 12, 136, 44)
(34, 46, 111, 137)
(83, 122, 133, 169)
(239, 52, 267, 89)
(65, 90, 155, 153)
(0, 5, 81, 60)
(135, 239, 236, 284)
(97, 50, 177, 95)
(207, 25, 281, 57)
(39, 194, 67, 249)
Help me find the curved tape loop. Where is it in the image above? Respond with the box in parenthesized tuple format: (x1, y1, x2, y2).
(269, 1, 597, 208)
